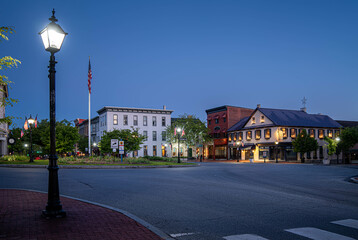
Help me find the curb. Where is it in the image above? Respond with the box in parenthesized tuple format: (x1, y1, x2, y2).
(0, 163, 198, 169)
(1, 188, 175, 240)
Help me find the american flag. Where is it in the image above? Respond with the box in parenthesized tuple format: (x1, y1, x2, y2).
(88, 58, 92, 94)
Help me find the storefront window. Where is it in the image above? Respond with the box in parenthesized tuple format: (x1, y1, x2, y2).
(259, 147, 269, 159)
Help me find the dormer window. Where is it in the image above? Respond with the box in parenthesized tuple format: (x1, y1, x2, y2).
(252, 117, 256, 124)
(260, 116, 265, 123)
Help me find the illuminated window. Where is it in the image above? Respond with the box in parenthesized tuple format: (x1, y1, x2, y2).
(252, 117, 256, 124)
(309, 129, 315, 138)
(282, 128, 288, 139)
(153, 145, 157, 156)
(265, 129, 271, 139)
(233, 133, 237, 141)
(290, 129, 297, 139)
(246, 131, 252, 141)
(255, 130, 261, 140)
(238, 132, 243, 141)
(328, 130, 333, 138)
(318, 129, 325, 139)
(260, 116, 265, 123)
(143, 145, 148, 156)
(228, 134, 232, 141)
(113, 114, 118, 125)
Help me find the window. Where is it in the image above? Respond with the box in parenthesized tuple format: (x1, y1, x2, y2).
(162, 131, 166, 141)
(143, 116, 147, 126)
(143, 131, 148, 141)
(153, 131, 157, 141)
(238, 132, 243, 141)
(246, 131, 252, 141)
(260, 116, 265, 123)
(318, 129, 325, 139)
(215, 118, 219, 124)
(334, 130, 340, 138)
(223, 117, 226, 123)
(153, 145, 157, 156)
(208, 120, 211, 125)
(152, 116, 157, 126)
(143, 145, 148, 156)
(252, 117, 256, 124)
(309, 129, 315, 138)
(290, 128, 297, 139)
(228, 134, 232, 141)
(265, 129, 271, 139)
(113, 114, 118, 125)
(233, 133, 237, 141)
(133, 115, 138, 126)
(282, 128, 288, 139)
(133, 150, 138, 157)
(123, 115, 128, 125)
(328, 130, 333, 138)
(162, 117, 166, 126)
(255, 130, 261, 140)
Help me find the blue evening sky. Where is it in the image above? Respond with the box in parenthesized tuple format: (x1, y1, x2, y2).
(1, 0, 357, 128)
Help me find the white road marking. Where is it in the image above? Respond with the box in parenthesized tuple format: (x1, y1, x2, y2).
(170, 232, 195, 237)
(223, 234, 269, 240)
(285, 227, 355, 240)
(332, 219, 358, 230)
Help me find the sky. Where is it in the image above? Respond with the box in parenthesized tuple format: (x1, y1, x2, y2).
(1, 0, 358, 129)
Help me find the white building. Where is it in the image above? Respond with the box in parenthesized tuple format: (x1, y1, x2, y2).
(96, 106, 173, 157)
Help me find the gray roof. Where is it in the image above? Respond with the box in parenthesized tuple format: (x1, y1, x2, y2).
(228, 108, 342, 131)
(227, 117, 250, 132)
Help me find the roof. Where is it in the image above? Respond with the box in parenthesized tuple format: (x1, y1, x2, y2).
(97, 106, 173, 115)
(227, 117, 250, 131)
(205, 105, 253, 114)
(228, 108, 342, 131)
(258, 108, 342, 128)
(335, 120, 358, 128)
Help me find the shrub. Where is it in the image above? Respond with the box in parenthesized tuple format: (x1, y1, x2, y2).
(0, 155, 29, 162)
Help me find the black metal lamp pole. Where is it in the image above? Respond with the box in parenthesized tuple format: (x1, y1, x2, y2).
(177, 132, 180, 163)
(40, 9, 67, 218)
(29, 124, 33, 162)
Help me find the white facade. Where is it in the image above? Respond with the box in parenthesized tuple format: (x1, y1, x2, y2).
(97, 106, 173, 157)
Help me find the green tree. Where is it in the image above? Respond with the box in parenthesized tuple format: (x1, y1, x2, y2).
(78, 135, 88, 153)
(165, 114, 211, 155)
(337, 127, 358, 163)
(324, 136, 338, 157)
(292, 129, 318, 163)
(99, 128, 145, 155)
(0, 27, 20, 125)
(41, 120, 80, 154)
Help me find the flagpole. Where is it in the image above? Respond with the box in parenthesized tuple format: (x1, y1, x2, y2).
(88, 56, 91, 156)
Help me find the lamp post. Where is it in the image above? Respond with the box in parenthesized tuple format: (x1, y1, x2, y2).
(39, 9, 67, 218)
(275, 141, 279, 163)
(176, 128, 182, 163)
(27, 115, 35, 162)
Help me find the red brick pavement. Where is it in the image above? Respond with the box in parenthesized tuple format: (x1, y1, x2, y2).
(0, 189, 162, 240)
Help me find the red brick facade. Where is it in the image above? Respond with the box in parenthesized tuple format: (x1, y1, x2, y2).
(206, 106, 253, 160)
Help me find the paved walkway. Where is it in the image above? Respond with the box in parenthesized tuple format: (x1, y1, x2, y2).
(0, 189, 163, 240)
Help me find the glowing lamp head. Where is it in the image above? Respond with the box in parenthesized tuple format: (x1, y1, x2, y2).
(27, 116, 35, 125)
(39, 9, 67, 53)
(336, 137, 340, 142)
(275, 141, 279, 145)
(177, 128, 181, 132)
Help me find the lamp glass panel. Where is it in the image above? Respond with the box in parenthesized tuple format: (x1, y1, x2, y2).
(48, 29, 65, 50)
(40, 30, 49, 49)
(28, 119, 35, 124)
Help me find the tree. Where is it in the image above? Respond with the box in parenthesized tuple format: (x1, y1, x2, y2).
(165, 114, 211, 157)
(99, 128, 145, 155)
(324, 136, 338, 157)
(0, 27, 21, 125)
(292, 129, 318, 163)
(337, 127, 358, 163)
(41, 119, 80, 154)
(78, 135, 89, 153)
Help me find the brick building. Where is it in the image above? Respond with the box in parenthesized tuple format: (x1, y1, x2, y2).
(205, 105, 254, 160)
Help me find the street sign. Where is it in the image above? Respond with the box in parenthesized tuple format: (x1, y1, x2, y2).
(112, 148, 117, 153)
(119, 141, 124, 154)
(111, 139, 119, 149)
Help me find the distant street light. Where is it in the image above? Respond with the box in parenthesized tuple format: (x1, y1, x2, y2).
(27, 115, 35, 163)
(39, 9, 67, 218)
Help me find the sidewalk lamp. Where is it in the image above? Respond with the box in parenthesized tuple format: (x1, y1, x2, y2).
(275, 141, 279, 163)
(27, 115, 35, 163)
(176, 128, 182, 163)
(39, 9, 67, 218)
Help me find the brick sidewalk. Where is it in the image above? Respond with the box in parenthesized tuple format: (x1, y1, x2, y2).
(0, 189, 162, 240)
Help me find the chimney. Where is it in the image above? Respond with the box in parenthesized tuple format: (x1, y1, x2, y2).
(163, 105, 166, 110)
(257, 104, 261, 108)
(300, 107, 307, 112)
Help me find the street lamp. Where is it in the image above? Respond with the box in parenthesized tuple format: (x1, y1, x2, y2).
(275, 141, 279, 163)
(39, 9, 67, 218)
(176, 128, 182, 163)
(27, 115, 35, 163)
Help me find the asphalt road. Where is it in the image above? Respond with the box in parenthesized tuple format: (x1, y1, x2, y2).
(1, 163, 358, 240)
